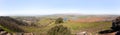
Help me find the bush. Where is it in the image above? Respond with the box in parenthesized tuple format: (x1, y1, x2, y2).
(55, 18, 63, 24)
(47, 25, 71, 35)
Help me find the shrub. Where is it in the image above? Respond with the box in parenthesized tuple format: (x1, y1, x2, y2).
(47, 25, 71, 35)
(55, 17, 63, 24)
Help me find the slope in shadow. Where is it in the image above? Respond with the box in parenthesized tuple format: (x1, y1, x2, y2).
(99, 29, 116, 34)
(0, 16, 26, 32)
(0, 16, 28, 26)
(99, 16, 120, 35)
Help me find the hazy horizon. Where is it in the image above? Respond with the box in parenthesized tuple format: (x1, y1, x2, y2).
(0, 0, 120, 16)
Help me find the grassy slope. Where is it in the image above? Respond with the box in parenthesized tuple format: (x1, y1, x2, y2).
(0, 24, 14, 33)
(63, 21, 112, 34)
(0, 16, 113, 35)
(21, 18, 112, 35)
(20, 18, 55, 35)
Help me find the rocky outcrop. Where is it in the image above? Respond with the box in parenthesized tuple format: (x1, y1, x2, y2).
(111, 16, 120, 31)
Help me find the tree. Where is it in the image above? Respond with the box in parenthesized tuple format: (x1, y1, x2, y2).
(48, 17, 71, 35)
(47, 25, 71, 35)
(55, 17, 63, 24)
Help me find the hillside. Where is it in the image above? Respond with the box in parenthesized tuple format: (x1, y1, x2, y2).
(0, 15, 119, 35)
(0, 16, 25, 32)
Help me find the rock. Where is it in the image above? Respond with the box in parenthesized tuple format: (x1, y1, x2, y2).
(76, 31, 89, 35)
(12, 33, 23, 35)
(0, 31, 7, 35)
(111, 16, 120, 31)
(23, 33, 34, 35)
(6, 33, 12, 35)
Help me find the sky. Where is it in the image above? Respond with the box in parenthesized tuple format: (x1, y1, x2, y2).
(0, 0, 120, 16)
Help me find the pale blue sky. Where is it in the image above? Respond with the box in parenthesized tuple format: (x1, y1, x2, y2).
(0, 0, 120, 16)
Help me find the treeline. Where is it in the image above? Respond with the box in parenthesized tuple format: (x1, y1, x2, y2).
(0, 16, 25, 32)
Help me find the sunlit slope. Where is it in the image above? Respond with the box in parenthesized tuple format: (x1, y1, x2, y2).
(21, 18, 112, 35)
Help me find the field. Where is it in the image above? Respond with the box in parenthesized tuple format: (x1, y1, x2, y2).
(20, 18, 112, 35)
(0, 15, 117, 35)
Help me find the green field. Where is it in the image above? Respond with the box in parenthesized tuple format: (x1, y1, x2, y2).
(0, 25, 14, 33)
(63, 21, 112, 35)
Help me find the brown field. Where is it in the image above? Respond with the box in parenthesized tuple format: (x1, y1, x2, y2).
(70, 17, 109, 22)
